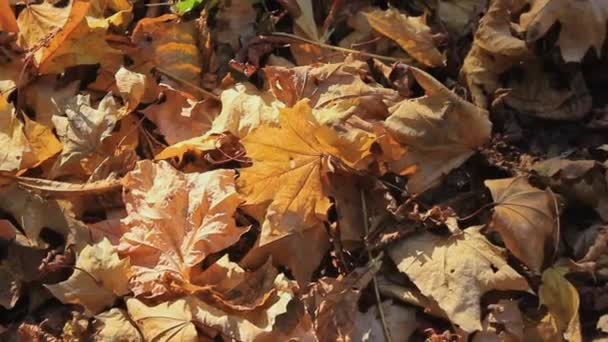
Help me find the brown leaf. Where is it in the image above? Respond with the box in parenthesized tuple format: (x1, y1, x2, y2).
(520, 0, 608, 62)
(389, 226, 530, 332)
(118, 160, 245, 297)
(386, 67, 491, 193)
(473, 299, 524, 342)
(363, 7, 445, 67)
(485, 177, 559, 273)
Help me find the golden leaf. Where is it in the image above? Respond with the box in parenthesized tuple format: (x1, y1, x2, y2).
(363, 7, 445, 67)
(93, 308, 143, 342)
(118, 160, 245, 297)
(539, 264, 582, 342)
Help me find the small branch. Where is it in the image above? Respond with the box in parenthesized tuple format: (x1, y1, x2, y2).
(360, 188, 393, 342)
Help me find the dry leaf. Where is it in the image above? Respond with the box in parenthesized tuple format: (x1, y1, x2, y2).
(115, 67, 159, 116)
(132, 14, 201, 87)
(237, 100, 373, 284)
(363, 7, 445, 67)
(93, 308, 143, 342)
(118, 160, 245, 297)
(154, 134, 222, 162)
(485, 177, 559, 273)
(520, 0, 608, 62)
(214, 0, 256, 50)
(0, 1, 18, 33)
(209, 82, 283, 138)
(142, 84, 217, 145)
(386, 67, 491, 193)
(353, 301, 417, 342)
(126, 297, 198, 342)
(46, 238, 131, 315)
(389, 226, 530, 332)
(461, 0, 531, 108)
(539, 264, 582, 342)
(22, 76, 80, 128)
(473, 299, 524, 342)
(437, 0, 488, 36)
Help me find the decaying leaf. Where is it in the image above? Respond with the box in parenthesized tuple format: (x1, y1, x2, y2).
(93, 308, 143, 342)
(539, 264, 582, 342)
(363, 7, 445, 67)
(386, 67, 491, 193)
(389, 226, 530, 332)
(237, 100, 373, 285)
(485, 177, 559, 273)
(353, 300, 417, 342)
(46, 238, 131, 315)
(473, 299, 525, 341)
(118, 160, 245, 297)
(520, 0, 608, 62)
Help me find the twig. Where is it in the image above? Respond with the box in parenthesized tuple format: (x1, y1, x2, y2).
(261, 32, 407, 64)
(360, 188, 393, 342)
(153, 66, 220, 101)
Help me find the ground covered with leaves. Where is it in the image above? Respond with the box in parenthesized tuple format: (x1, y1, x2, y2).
(0, 0, 607, 341)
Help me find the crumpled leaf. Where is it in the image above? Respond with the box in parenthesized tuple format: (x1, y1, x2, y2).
(532, 158, 608, 221)
(142, 84, 218, 145)
(93, 308, 143, 342)
(303, 258, 384, 341)
(115, 67, 159, 117)
(385, 67, 491, 193)
(485, 177, 559, 273)
(265, 59, 401, 119)
(461, 0, 531, 108)
(363, 7, 445, 67)
(237, 100, 374, 285)
(539, 264, 582, 342)
(568, 224, 608, 280)
(389, 226, 530, 332)
(118, 160, 245, 297)
(132, 14, 201, 87)
(209, 82, 283, 138)
(520, 0, 608, 62)
(127, 274, 304, 341)
(46, 238, 131, 315)
(16, 1, 70, 64)
(50, 93, 118, 177)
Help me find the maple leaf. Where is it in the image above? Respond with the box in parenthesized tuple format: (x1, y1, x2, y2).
(521, 0, 608, 62)
(93, 308, 143, 342)
(46, 238, 131, 315)
(385, 67, 491, 193)
(118, 160, 245, 297)
(539, 264, 582, 342)
(237, 100, 374, 284)
(485, 177, 559, 273)
(0, 95, 61, 172)
(126, 298, 198, 342)
(142, 84, 218, 145)
(389, 226, 530, 332)
(363, 7, 445, 67)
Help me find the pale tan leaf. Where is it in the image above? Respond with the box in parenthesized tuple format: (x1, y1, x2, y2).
(389, 226, 530, 332)
(93, 308, 143, 342)
(539, 264, 582, 342)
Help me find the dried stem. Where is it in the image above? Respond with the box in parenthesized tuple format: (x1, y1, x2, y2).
(360, 188, 393, 342)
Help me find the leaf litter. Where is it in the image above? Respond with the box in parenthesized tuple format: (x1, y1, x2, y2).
(1, 0, 608, 340)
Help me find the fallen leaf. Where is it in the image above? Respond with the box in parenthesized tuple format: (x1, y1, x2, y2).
(353, 301, 417, 342)
(532, 158, 608, 221)
(0, 0, 18, 33)
(93, 308, 143, 342)
(539, 264, 582, 342)
(237, 100, 373, 284)
(460, 0, 531, 108)
(118, 160, 245, 297)
(126, 297, 198, 342)
(214, 0, 256, 50)
(50, 93, 118, 177)
(46, 238, 131, 315)
(520, 0, 608, 62)
(389, 226, 530, 332)
(132, 14, 202, 87)
(598, 314, 608, 335)
(142, 84, 217, 145)
(115, 66, 159, 116)
(385, 67, 491, 193)
(437, 0, 488, 36)
(473, 299, 524, 342)
(154, 134, 222, 162)
(363, 7, 445, 67)
(209, 82, 283, 138)
(0, 264, 21, 309)
(485, 177, 559, 273)
(22, 76, 80, 128)
(22, 114, 63, 168)
(0, 95, 41, 171)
